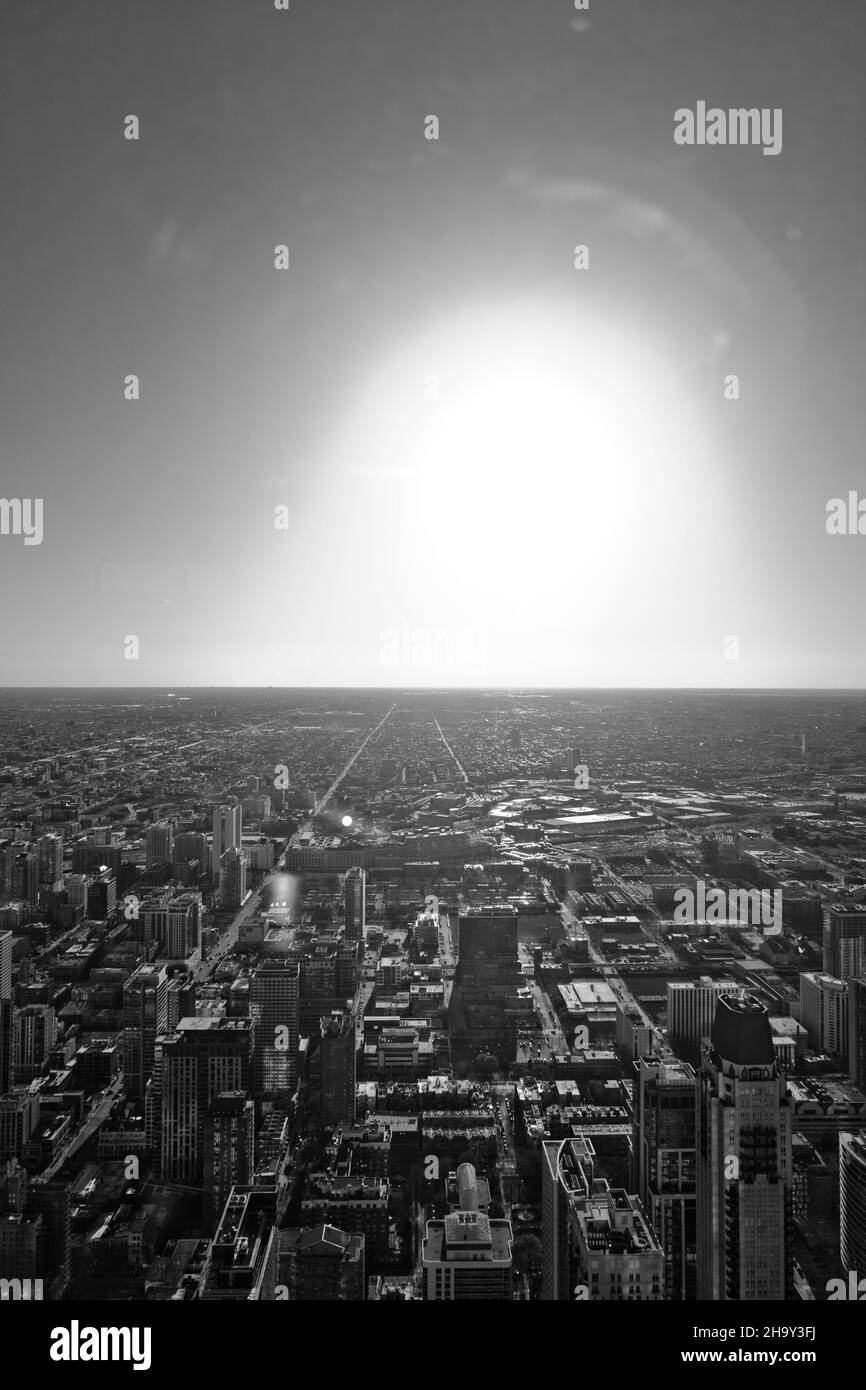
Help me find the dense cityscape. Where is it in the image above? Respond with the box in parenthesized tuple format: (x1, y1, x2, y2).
(1, 686, 865, 1304)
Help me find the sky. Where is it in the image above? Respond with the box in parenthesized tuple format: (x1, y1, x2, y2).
(1, 0, 865, 687)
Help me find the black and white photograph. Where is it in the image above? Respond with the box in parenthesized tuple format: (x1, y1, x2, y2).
(1, 0, 864, 1370)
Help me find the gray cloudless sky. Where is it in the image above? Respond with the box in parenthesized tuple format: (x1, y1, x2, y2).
(1, 0, 865, 685)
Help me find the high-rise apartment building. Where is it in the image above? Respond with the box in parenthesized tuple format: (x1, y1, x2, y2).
(173, 832, 209, 872)
(138, 891, 202, 955)
(344, 866, 366, 940)
(456, 907, 519, 973)
(633, 1055, 697, 1299)
(166, 975, 197, 1032)
(123, 964, 168, 1099)
(570, 1180, 664, 1301)
(250, 962, 299, 1094)
(320, 1011, 356, 1127)
(71, 840, 122, 876)
(696, 995, 794, 1300)
(220, 847, 248, 909)
(204, 1092, 255, 1227)
(541, 1135, 663, 1301)
(11, 1005, 56, 1084)
(65, 874, 90, 910)
(667, 977, 739, 1054)
(0, 1093, 38, 1164)
(0, 931, 11, 1094)
(839, 1131, 866, 1276)
(138, 892, 173, 949)
(165, 894, 202, 958)
(8, 850, 38, 906)
(823, 903, 866, 980)
(145, 821, 174, 868)
(799, 972, 848, 1057)
(454, 907, 523, 1060)
(36, 834, 63, 893)
(0, 1213, 43, 1291)
(86, 869, 116, 921)
(541, 1135, 595, 1300)
(212, 804, 242, 877)
(160, 1018, 253, 1183)
(27, 1179, 71, 1300)
(847, 976, 866, 1086)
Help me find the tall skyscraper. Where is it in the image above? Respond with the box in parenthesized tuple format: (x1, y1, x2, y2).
(164, 893, 203, 958)
(422, 1163, 513, 1300)
(847, 976, 866, 1086)
(570, 1181, 664, 1301)
(27, 1179, 71, 1300)
(71, 840, 122, 876)
(697, 995, 793, 1300)
(839, 1131, 866, 1276)
(799, 972, 848, 1057)
(145, 820, 174, 868)
(0, 930, 12, 999)
(199, 1186, 278, 1301)
(161, 1018, 252, 1183)
(250, 961, 300, 1094)
(166, 975, 197, 1032)
(204, 1092, 255, 1227)
(634, 1055, 697, 1300)
(541, 1135, 595, 1301)
(35, 834, 63, 893)
(220, 847, 248, 909)
(541, 1135, 663, 1300)
(454, 906, 522, 1061)
(174, 832, 209, 870)
(456, 907, 519, 972)
(0, 1212, 43, 1293)
(86, 868, 116, 920)
(138, 891, 172, 950)
(344, 866, 366, 940)
(0, 931, 11, 1094)
(123, 964, 168, 1099)
(319, 1011, 356, 1127)
(3, 846, 33, 903)
(823, 902, 866, 980)
(667, 977, 739, 1055)
(11, 1005, 56, 1084)
(212, 804, 242, 877)
(65, 874, 90, 910)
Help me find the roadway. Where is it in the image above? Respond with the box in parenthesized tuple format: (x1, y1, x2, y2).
(41, 1075, 126, 1180)
(438, 911, 456, 970)
(314, 703, 396, 814)
(433, 719, 469, 784)
(194, 848, 289, 983)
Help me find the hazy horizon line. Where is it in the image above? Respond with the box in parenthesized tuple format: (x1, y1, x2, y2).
(2, 685, 866, 696)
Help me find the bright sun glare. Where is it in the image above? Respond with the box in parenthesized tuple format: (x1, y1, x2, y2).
(307, 298, 726, 683)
